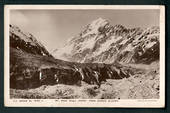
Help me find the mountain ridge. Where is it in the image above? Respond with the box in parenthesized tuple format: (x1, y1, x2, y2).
(10, 24, 53, 57)
(53, 18, 159, 64)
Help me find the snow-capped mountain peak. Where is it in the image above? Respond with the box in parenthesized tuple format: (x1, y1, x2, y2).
(80, 18, 109, 38)
(88, 18, 108, 31)
(53, 18, 159, 64)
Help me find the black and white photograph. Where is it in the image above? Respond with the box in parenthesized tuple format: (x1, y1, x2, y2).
(4, 5, 165, 107)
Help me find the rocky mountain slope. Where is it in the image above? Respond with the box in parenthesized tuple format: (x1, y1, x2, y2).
(10, 25, 52, 57)
(9, 25, 134, 89)
(53, 18, 159, 64)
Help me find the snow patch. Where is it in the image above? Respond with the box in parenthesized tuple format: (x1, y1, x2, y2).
(122, 44, 133, 52)
(79, 36, 96, 51)
(41, 51, 46, 56)
(93, 36, 122, 56)
(119, 38, 128, 45)
(145, 42, 157, 49)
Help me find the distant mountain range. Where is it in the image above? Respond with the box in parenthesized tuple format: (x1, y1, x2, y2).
(53, 18, 159, 64)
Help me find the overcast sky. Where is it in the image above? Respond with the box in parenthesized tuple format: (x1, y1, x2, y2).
(10, 9, 160, 53)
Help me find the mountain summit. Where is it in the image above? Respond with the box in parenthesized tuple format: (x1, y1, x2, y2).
(53, 18, 160, 64)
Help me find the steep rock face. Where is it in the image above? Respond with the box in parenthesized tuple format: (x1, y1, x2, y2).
(10, 25, 54, 89)
(10, 25, 52, 57)
(53, 18, 159, 64)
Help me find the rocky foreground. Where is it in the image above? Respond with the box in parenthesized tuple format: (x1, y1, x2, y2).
(10, 61, 159, 99)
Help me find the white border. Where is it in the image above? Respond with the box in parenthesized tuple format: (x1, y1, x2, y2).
(4, 5, 165, 108)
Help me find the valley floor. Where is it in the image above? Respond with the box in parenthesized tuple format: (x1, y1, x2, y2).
(10, 62, 160, 99)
